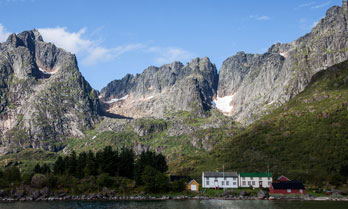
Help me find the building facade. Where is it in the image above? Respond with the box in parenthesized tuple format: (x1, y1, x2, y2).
(202, 171, 238, 188)
(270, 175, 306, 194)
(239, 173, 272, 188)
(187, 179, 199, 191)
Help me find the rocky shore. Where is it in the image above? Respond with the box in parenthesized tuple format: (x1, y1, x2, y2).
(0, 187, 348, 202)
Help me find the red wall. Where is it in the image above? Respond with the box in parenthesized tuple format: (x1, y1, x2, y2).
(270, 186, 306, 194)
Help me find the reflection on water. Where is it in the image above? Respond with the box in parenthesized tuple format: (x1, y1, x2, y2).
(0, 200, 348, 209)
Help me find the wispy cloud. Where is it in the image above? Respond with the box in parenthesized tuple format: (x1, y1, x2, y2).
(249, 15, 270, 21)
(38, 27, 146, 66)
(312, 1, 331, 9)
(297, 1, 316, 8)
(147, 47, 194, 65)
(1, 25, 194, 66)
(0, 24, 10, 42)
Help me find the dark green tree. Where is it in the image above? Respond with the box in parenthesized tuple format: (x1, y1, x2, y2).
(119, 147, 134, 179)
(85, 150, 98, 176)
(53, 156, 65, 175)
(141, 166, 169, 193)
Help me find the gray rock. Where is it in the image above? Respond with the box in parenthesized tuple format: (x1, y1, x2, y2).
(218, 3, 348, 124)
(31, 174, 48, 188)
(0, 29, 100, 154)
(100, 57, 218, 118)
(257, 190, 269, 199)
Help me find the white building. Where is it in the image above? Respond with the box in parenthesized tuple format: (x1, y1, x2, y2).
(202, 171, 238, 188)
(239, 173, 272, 188)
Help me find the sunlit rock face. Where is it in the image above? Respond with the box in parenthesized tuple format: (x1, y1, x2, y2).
(218, 4, 348, 124)
(0, 29, 100, 154)
(100, 57, 218, 118)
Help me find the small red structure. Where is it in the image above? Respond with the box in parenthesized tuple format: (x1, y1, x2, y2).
(270, 176, 306, 195)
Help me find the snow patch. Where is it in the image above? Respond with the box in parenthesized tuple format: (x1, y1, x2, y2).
(267, 101, 275, 105)
(92, 135, 96, 140)
(39, 68, 56, 75)
(279, 52, 288, 58)
(105, 94, 129, 104)
(145, 96, 154, 100)
(213, 95, 235, 113)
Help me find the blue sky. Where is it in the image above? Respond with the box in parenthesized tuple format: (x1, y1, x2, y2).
(0, 0, 340, 90)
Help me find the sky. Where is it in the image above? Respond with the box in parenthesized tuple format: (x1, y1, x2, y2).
(0, 0, 341, 90)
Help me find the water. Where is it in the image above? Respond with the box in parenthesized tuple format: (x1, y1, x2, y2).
(0, 200, 347, 209)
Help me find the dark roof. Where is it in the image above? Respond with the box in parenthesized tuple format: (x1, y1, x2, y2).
(203, 171, 238, 177)
(240, 172, 272, 177)
(271, 181, 305, 190)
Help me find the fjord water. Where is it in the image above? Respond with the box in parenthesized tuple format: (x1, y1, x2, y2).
(0, 200, 348, 209)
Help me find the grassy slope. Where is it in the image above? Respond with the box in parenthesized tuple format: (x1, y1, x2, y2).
(173, 60, 348, 187)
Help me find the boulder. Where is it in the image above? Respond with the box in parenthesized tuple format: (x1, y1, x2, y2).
(31, 174, 48, 188)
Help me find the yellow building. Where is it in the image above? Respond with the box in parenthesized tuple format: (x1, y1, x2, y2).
(187, 179, 199, 191)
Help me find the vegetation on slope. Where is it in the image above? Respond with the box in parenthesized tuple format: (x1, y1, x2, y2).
(173, 60, 348, 188)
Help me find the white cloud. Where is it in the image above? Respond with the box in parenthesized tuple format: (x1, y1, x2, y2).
(298, 2, 316, 8)
(38, 27, 91, 54)
(249, 15, 270, 21)
(312, 1, 331, 9)
(38, 27, 146, 66)
(147, 47, 194, 65)
(0, 24, 10, 42)
(83, 44, 145, 65)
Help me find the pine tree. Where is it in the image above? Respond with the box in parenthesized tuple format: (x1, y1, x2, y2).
(53, 156, 65, 175)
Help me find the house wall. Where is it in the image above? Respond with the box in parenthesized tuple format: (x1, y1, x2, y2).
(270, 187, 306, 194)
(202, 174, 238, 188)
(239, 176, 272, 188)
(187, 182, 199, 191)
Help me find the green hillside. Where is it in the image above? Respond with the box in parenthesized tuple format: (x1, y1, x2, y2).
(172, 60, 348, 188)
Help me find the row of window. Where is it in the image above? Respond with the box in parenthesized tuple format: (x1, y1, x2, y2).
(205, 177, 238, 180)
(205, 181, 237, 186)
(241, 177, 271, 180)
(241, 181, 272, 186)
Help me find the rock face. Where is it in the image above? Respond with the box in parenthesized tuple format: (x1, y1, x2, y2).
(100, 57, 218, 118)
(218, 3, 348, 123)
(0, 30, 99, 153)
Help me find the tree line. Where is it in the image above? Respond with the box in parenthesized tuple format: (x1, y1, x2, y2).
(0, 146, 186, 193)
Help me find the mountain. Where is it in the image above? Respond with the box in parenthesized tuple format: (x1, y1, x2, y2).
(218, 3, 348, 124)
(0, 30, 100, 154)
(100, 57, 218, 118)
(172, 59, 348, 186)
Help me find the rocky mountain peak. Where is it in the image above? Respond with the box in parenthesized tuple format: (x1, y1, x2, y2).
(217, 3, 348, 124)
(0, 29, 99, 154)
(100, 57, 218, 118)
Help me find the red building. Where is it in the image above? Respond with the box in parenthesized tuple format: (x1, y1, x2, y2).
(270, 176, 306, 195)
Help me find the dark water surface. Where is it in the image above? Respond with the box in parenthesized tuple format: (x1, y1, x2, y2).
(0, 200, 347, 209)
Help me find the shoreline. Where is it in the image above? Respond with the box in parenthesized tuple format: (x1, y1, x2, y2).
(0, 195, 348, 202)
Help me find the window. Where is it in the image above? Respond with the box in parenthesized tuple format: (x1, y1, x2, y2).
(250, 177, 253, 180)
(300, 189, 303, 193)
(287, 189, 291, 193)
(242, 181, 246, 185)
(233, 182, 237, 185)
(268, 182, 271, 186)
(222, 181, 224, 186)
(252, 181, 255, 185)
(226, 181, 229, 185)
(206, 181, 209, 185)
(248, 181, 251, 186)
(224, 177, 227, 180)
(268, 177, 271, 180)
(242, 177, 245, 180)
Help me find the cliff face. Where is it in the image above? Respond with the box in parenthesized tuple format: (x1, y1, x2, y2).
(218, 4, 348, 123)
(0, 30, 100, 154)
(100, 57, 218, 118)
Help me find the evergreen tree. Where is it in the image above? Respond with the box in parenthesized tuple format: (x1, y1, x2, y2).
(53, 156, 65, 175)
(119, 147, 134, 179)
(76, 152, 87, 178)
(67, 151, 77, 177)
(85, 150, 98, 176)
(34, 163, 41, 174)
